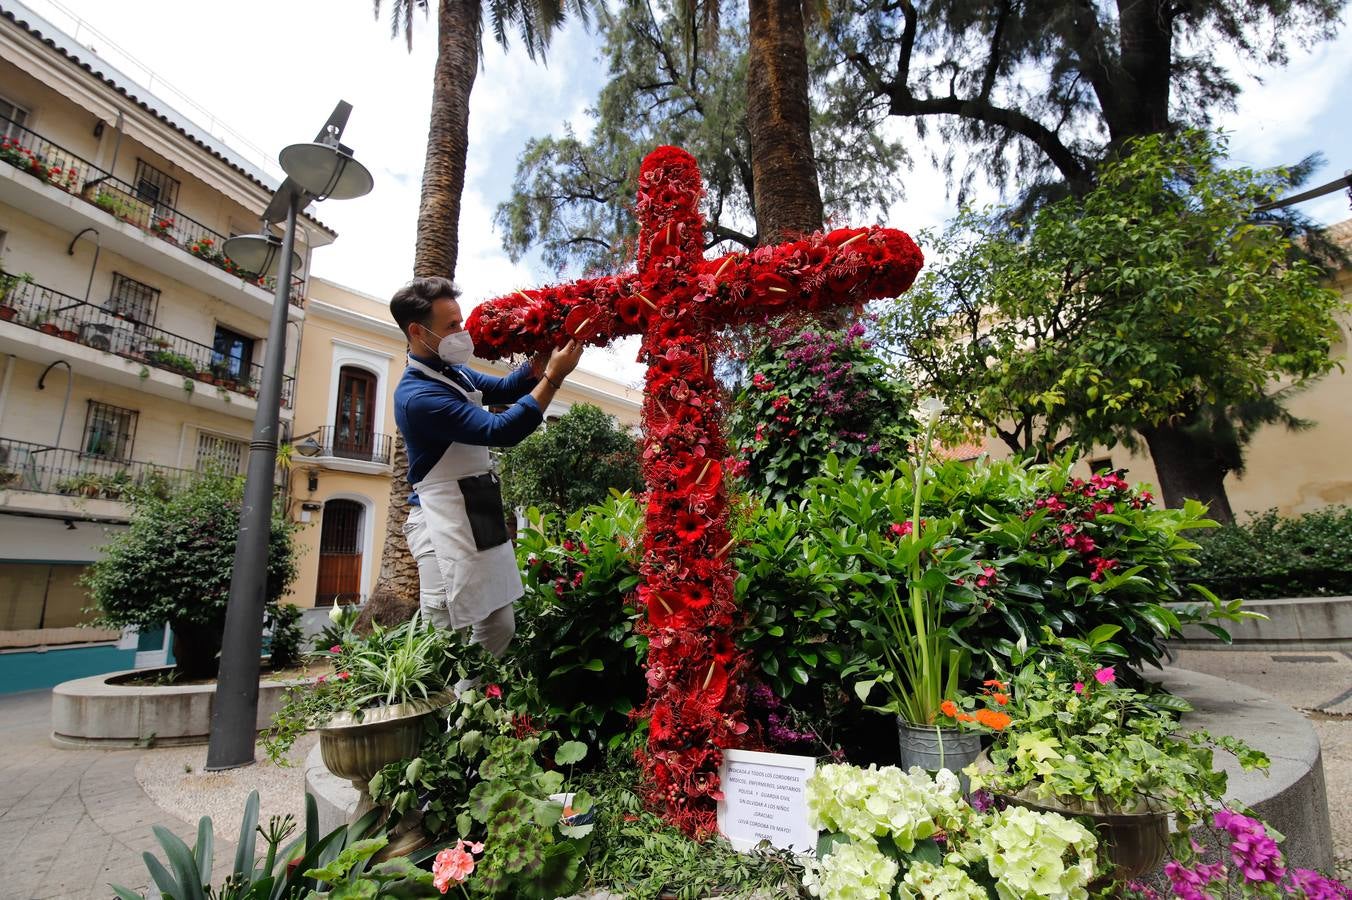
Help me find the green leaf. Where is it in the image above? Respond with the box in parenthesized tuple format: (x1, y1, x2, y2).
(193, 816, 214, 886)
(152, 825, 207, 900)
(234, 791, 259, 877)
(555, 740, 588, 766)
(304, 837, 388, 883)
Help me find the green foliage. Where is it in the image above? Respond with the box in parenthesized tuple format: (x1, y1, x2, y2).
(495, 1, 905, 273)
(1181, 506, 1352, 600)
(262, 619, 457, 764)
(967, 643, 1269, 822)
(84, 470, 297, 671)
(466, 732, 593, 898)
(303, 841, 440, 899)
(370, 688, 507, 839)
(110, 790, 385, 900)
(726, 322, 917, 504)
(883, 131, 1346, 467)
(266, 603, 304, 670)
(499, 403, 642, 518)
(509, 495, 647, 750)
(508, 453, 1243, 759)
(577, 754, 807, 898)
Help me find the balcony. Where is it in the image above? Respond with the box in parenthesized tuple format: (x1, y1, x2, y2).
(299, 426, 394, 474)
(0, 436, 198, 521)
(0, 277, 293, 408)
(0, 278, 292, 423)
(0, 117, 305, 318)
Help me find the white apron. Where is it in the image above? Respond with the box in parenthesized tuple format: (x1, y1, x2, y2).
(406, 358, 523, 630)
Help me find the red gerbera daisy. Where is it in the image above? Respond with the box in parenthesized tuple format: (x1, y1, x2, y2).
(672, 510, 707, 543)
(616, 293, 650, 327)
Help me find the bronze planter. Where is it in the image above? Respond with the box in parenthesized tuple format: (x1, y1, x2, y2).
(318, 692, 452, 817)
(1000, 792, 1170, 884)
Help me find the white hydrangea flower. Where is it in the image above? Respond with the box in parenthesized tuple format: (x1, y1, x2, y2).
(802, 839, 900, 900)
(975, 805, 1098, 900)
(806, 764, 942, 849)
(899, 861, 988, 900)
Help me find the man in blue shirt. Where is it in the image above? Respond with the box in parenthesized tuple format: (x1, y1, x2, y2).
(390, 276, 582, 657)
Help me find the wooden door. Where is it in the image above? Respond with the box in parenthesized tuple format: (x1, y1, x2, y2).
(335, 367, 376, 459)
(316, 499, 363, 607)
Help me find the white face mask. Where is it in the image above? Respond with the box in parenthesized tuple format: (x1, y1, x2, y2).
(420, 327, 474, 366)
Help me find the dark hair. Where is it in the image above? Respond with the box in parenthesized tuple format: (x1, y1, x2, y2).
(390, 276, 461, 336)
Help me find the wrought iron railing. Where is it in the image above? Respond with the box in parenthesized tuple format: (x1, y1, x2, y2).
(0, 278, 294, 407)
(0, 115, 305, 307)
(310, 426, 394, 465)
(0, 436, 198, 500)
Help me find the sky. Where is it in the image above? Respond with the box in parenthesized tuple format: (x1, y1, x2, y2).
(19, 0, 1352, 384)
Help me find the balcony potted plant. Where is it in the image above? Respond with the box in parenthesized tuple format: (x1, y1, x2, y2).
(99, 469, 133, 501)
(0, 467, 18, 489)
(58, 321, 80, 342)
(0, 267, 33, 321)
(961, 633, 1271, 884)
(149, 216, 176, 243)
(263, 616, 456, 816)
(27, 310, 59, 336)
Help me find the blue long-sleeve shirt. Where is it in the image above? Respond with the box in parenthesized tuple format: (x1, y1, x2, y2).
(394, 354, 541, 504)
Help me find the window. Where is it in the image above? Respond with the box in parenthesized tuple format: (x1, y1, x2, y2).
(106, 273, 159, 327)
(133, 159, 180, 212)
(334, 366, 377, 458)
(196, 431, 247, 474)
(212, 325, 255, 383)
(0, 95, 28, 139)
(1088, 455, 1115, 474)
(82, 402, 136, 460)
(0, 563, 109, 646)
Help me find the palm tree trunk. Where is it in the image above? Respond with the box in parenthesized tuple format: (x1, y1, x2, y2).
(745, 0, 823, 243)
(372, 0, 481, 610)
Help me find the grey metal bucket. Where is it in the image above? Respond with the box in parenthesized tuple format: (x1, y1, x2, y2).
(896, 719, 983, 774)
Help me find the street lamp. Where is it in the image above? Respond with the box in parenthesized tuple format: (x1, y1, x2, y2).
(206, 101, 372, 771)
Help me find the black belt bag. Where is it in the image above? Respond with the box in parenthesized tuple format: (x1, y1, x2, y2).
(457, 472, 510, 551)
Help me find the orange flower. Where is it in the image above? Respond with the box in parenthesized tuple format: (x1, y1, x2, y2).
(974, 708, 1012, 730)
(940, 700, 959, 718)
(992, 692, 1010, 706)
(956, 712, 975, 723)
(983, 679, 1006, 688)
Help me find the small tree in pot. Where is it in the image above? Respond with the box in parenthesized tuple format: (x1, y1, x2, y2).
(83, 469, 298, 677)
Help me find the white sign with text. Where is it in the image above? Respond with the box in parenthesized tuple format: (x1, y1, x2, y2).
(716, 748, 818, 853)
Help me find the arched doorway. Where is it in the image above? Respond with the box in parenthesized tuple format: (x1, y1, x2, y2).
(316, 499, 364, 607)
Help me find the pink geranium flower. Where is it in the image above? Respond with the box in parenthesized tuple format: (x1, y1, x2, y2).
(1073, 681, 1085, 694)
(1094, 666, 1116, 685)
(330, 644, 342, 654)
(433, 841, 484, 893)
(485, 684, 503, 699)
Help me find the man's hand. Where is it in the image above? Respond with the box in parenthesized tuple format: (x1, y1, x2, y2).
(546, 340, 584, 382)
(530, 350, 552, 378)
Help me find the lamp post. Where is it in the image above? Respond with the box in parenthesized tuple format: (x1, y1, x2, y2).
(206, 101, 372, 771)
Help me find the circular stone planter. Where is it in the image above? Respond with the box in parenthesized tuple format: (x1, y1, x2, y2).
(51, 666, 317, 748)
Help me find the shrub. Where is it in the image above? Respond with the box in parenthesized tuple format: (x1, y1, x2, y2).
(500, 403, 643, 518)
(1181, 506, 1352, 600)
(84, 470, 298, 676)
(505, 454, 1242, 760)
(265, 602, 304, 669)
(508, 494, 647, 751)
(727, 321, 916, 503)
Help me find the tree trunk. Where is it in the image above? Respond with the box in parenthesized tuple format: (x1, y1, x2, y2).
(414, 0, 479, 279)
(1139, 421, 1235, 525)
(1110, 0, 1172, 145)
(745, 0, 823, 244)
(371, 0, 480, 612)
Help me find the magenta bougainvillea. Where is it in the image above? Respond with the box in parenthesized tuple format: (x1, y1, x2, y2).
(467, 145, 924, 835)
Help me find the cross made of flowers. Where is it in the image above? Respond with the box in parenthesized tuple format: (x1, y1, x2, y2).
(467, 145, 925, 836)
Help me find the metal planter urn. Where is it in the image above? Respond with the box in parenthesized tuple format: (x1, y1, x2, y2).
(1000, 792, 1171, 884)
(897, 718, 984, 774)
(318, 691, 453, 817)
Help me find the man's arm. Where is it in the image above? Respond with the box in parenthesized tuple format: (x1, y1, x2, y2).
(406, 389, 543, 448)
(461, 362, 539, 405)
